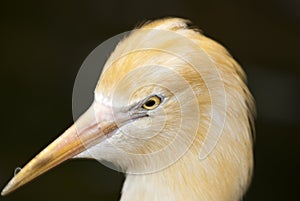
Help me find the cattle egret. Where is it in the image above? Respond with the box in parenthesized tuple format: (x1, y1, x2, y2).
(1, 18, 255, 201)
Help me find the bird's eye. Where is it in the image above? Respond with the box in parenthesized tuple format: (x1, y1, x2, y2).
(142, 95, 161, 110)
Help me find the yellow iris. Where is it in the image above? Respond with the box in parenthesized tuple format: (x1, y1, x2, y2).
(142, 96, 161, 110)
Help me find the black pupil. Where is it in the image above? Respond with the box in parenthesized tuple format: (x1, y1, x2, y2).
(145, 99, 156, 107)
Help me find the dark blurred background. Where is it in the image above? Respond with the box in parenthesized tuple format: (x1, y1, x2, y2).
(0, 0, 299, 201)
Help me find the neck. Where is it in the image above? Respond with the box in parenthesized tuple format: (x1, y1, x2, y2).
(120, 143, 248, 201)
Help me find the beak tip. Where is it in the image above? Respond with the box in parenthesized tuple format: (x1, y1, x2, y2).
(1, 178, 16, 196)
(1, 191, 6, 196)
(1, 185, 10, 196)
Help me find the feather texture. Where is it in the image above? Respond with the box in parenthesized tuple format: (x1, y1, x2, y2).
(88, 18, 255, 201)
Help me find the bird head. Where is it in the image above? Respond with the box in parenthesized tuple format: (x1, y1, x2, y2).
(1, 18, 254, 199)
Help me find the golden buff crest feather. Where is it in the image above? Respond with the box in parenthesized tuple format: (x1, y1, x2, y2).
(1, 18, 255, 201)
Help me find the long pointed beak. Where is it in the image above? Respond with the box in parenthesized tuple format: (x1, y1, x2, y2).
(1, 103, 117, 196)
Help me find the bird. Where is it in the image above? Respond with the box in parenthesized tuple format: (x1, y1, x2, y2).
(1, 18, 255, 201)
